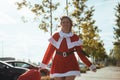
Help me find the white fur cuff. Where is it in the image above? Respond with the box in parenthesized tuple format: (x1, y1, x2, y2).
(89, 64, 96, 71)
(39, 63, 47, 69)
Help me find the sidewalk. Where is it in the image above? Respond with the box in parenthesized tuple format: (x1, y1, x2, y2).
(75, 66, 120, 80)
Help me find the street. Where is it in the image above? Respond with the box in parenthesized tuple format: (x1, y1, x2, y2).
(75, 66, 120, 80)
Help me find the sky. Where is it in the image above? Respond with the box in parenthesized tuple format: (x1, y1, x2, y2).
(0, 0, 120, 64)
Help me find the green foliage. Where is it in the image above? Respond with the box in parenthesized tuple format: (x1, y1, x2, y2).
(16, 0, 28, 10)
(70, 0, 106, 62)
(16, 0, 60, 35)
(113, 45, 120, 60)
(112, 3, 120, 66)
(114, 3, 120, 40)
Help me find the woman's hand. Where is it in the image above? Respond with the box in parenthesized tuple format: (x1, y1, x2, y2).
(89, 64, 97, 72)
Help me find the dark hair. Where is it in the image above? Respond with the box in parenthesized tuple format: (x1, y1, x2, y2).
(60, 16, 73, 26)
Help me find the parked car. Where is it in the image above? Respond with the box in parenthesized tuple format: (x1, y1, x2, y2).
(5, 60, 50, 76)
(5, 60, 38, 70)
(0, 61, 27, 80)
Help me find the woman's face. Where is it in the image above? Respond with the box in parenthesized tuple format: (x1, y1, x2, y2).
(60, 18, 72, 33)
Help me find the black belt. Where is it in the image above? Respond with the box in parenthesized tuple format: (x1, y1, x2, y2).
(56, 49, 76, 57)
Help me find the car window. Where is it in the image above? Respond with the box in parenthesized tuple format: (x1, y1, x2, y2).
(8, 62, 30, 68)
(21, 64, 30, 68)
(8, 63, 15, 66)
(14, 63, 23, 67)
(6, 61, 37, 69)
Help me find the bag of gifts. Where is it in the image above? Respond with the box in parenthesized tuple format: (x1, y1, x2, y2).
(17, 69, 41, 80)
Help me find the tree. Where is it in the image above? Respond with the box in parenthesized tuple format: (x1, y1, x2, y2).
(112, 3, 120, 66)
(70, 0, 107, 63)
(71, 0, 87, 36)
(16, 0, 59, 35)
(65, 0, 69, 16)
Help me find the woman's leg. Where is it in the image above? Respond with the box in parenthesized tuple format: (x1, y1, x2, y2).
(65, 76, 76, 80)
(54, 77, 65, 80)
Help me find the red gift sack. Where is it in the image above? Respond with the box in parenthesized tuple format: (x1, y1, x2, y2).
(17, 69, 41, 80)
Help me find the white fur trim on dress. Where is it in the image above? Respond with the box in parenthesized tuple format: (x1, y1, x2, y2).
(39, 63, 47, 69)
(89, 64, 96, 71)
(49, 31, 83, 49)
(66, 37, 83, 49)
(59, 31, 73, 38)
(49, 37, 63, 49)
(50, 71, 80, 78)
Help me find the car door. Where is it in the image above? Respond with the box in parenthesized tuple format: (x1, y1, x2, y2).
(0, 62, 12, 80)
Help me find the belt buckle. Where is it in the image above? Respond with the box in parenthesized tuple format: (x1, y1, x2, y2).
(63, 52, 67, 57)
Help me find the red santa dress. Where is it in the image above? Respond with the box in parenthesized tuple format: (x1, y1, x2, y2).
(40, 31, 96, 78)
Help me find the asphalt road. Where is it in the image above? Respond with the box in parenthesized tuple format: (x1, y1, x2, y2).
(75, 66, 120, 80)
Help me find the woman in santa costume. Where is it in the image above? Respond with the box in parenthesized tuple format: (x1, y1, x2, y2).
(39, 16, 96, 80)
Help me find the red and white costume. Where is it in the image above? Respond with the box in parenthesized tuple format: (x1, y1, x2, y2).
(40, 31, 96, 78)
